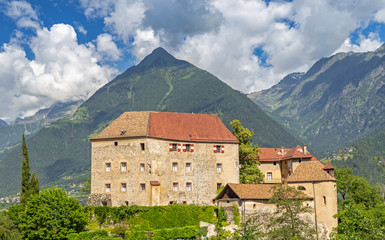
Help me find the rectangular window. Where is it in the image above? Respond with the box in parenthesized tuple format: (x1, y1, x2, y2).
(172, 143, 178, 151)
(267, 172, 272, 180)
(172, 162, 178, 172)
(121, 183, 127, 192)
(186, 182, 192, 191)
(140, 163, 145, 172)
(105, 163, 111, 172)
(173, 182, 178, 191)
(114, 141, 118, 146)
(141, 143, 145, 151)
(105, 184, 111, 193)
(186, 144, 191, 152)
(216, 145, 221, 153)
(140, 183, 146, 191)
(121, 162, 127, 172)
(217, 183, 222, 190)
(217, 163, 222, 173)
(186, 162, 191, 172)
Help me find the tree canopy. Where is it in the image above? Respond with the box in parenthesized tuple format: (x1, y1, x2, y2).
(230, 120, 264, 184)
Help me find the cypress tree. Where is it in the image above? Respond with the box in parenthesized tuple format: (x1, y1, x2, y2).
(20, 134, 39, 207)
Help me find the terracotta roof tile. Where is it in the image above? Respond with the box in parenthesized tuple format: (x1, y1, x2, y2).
(91, 111, 150, 140)
(288, 161, 336, 182)
(259, 145, 314, 162)
(216, 183, 313, 200)
(323, 161, 334, 170)
(91, 111, 238, 143)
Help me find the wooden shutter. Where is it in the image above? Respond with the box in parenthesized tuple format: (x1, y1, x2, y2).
(183, 144, 186, 152)
(169, 143, 173, 151)
(178, 143, 181, 152)
(213, 145, 217, 153)
(221, 145, 225, 153)
(191, 144, 194, 152)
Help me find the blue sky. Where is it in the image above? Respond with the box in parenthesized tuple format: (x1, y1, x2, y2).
(1, 0, 385, 121)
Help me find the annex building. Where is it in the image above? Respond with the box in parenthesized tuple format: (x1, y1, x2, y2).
(87, 111, 239, 206)
(216, 146, 337, 237)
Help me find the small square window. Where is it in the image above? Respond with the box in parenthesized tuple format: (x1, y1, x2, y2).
(140, 183, 146, 191)
(105, 163, 111, 172)
(121, 183, 127, 192)
(173, 182, 178, 191)
(141, 143, 145, 151)
(186, 144, 191, 152)
(121, 162, 127, 172)
(217, 163, 222, 173)
(186, 162, 191, 172)
(216, 145, 221, 153)
(172, 143, 178, 151)
(114, 141, 118, 146)
(172, 162, 178, 172)
(273, 162, 277, 165)
(140, 163, 145, 172)
(186, 182, 192, 191)
(105, 184, 111, 193)
(217, 183, 222, 190)
(267, 172, 272, 180)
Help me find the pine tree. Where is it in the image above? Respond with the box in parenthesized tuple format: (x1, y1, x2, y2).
(20, 134, 39, 207)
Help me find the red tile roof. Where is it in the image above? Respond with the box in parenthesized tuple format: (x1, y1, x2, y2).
(287, 161, 336, 182)
(91, 111, 239, 143)
(259, 145, 315, 162)
(323, 161, 334, 170)
(215, 183, 313, 200)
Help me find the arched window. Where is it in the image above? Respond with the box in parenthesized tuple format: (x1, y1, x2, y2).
(297, 186, 306, 191)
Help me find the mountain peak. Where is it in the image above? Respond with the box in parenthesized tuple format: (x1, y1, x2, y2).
(137, 47, 184, 69)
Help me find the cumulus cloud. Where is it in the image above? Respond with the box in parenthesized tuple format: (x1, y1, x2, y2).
(0, 24, 117, 119)
(78, 0, 385, 93)
(96, 33, 121, 61)
(3, 0, 40, 29)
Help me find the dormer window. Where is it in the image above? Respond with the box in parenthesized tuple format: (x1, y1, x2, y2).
(120, 130, 126, 135)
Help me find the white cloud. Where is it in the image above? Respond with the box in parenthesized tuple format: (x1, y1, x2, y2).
(96, 33, 121, 60)
(334, 33, 383, 54)
(4, 0, 40, 29)
(0, 24, 117, 119)
(77, 25, 87, 35)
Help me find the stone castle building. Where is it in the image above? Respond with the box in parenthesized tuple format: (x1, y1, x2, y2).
(216, 145, 338, 236)
(87, 111, 239, 206)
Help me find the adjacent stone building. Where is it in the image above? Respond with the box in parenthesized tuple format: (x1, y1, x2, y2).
(87, 111, 239, 206)
(216, 146, 338, 237)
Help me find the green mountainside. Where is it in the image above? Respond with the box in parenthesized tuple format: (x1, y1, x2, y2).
(249, 44, 385, 156)
(331, 131, 385, 184)
(0, 47, 298, 196)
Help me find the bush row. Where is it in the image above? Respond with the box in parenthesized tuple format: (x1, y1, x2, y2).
(126, 225, 200, 240)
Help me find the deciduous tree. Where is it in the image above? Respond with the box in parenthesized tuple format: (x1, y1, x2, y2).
(230, 120, 264, 184)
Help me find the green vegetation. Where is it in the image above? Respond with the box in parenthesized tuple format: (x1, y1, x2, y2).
(267, 184, 316, 240)
(331, 166, 385, 239)
(230, 120, 264, 184)
(0, 215, 21, 240)
(20, 134, 39, 207)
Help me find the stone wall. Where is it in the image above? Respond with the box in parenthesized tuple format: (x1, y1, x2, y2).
(90, 138, 239, 206)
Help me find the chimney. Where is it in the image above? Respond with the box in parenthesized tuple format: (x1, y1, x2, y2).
(304, 144, 308, 154)
(280, 147, 284, 155)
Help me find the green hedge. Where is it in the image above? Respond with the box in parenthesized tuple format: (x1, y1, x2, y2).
(67, 230, 121, 239)
(126, 226, 199, 240)
(85, 205, 216, 230)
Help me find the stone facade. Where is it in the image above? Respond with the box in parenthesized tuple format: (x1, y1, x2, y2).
(88, 111, 239, 206)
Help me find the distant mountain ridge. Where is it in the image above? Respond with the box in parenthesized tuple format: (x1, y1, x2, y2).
(0, 119, 7, 128)
(0, 47, 298, 196)
(249, 44, 385, 156)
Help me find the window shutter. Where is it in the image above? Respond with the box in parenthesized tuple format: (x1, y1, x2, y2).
(221, 145, 225, 153)
(169, 143, 173, 151)
(183, 144, 186, 152)
(191, 144, 194, 152)
(178, 143, 181, 152)
(213, 145, 217, 153)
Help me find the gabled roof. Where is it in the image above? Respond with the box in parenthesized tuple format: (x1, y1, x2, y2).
(259, 145, 316, 162)
(323, 161, 334, 170)
(287, 161, 336, 183)
(215, 183, 313, 200)
(91, 111, 239, 143)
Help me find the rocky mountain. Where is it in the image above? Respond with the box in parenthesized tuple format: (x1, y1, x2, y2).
(0, 119, 7, 128)
(0, 101, 82, 153)
(0, 47, 298, 196)
(249, 44, 385, 156)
